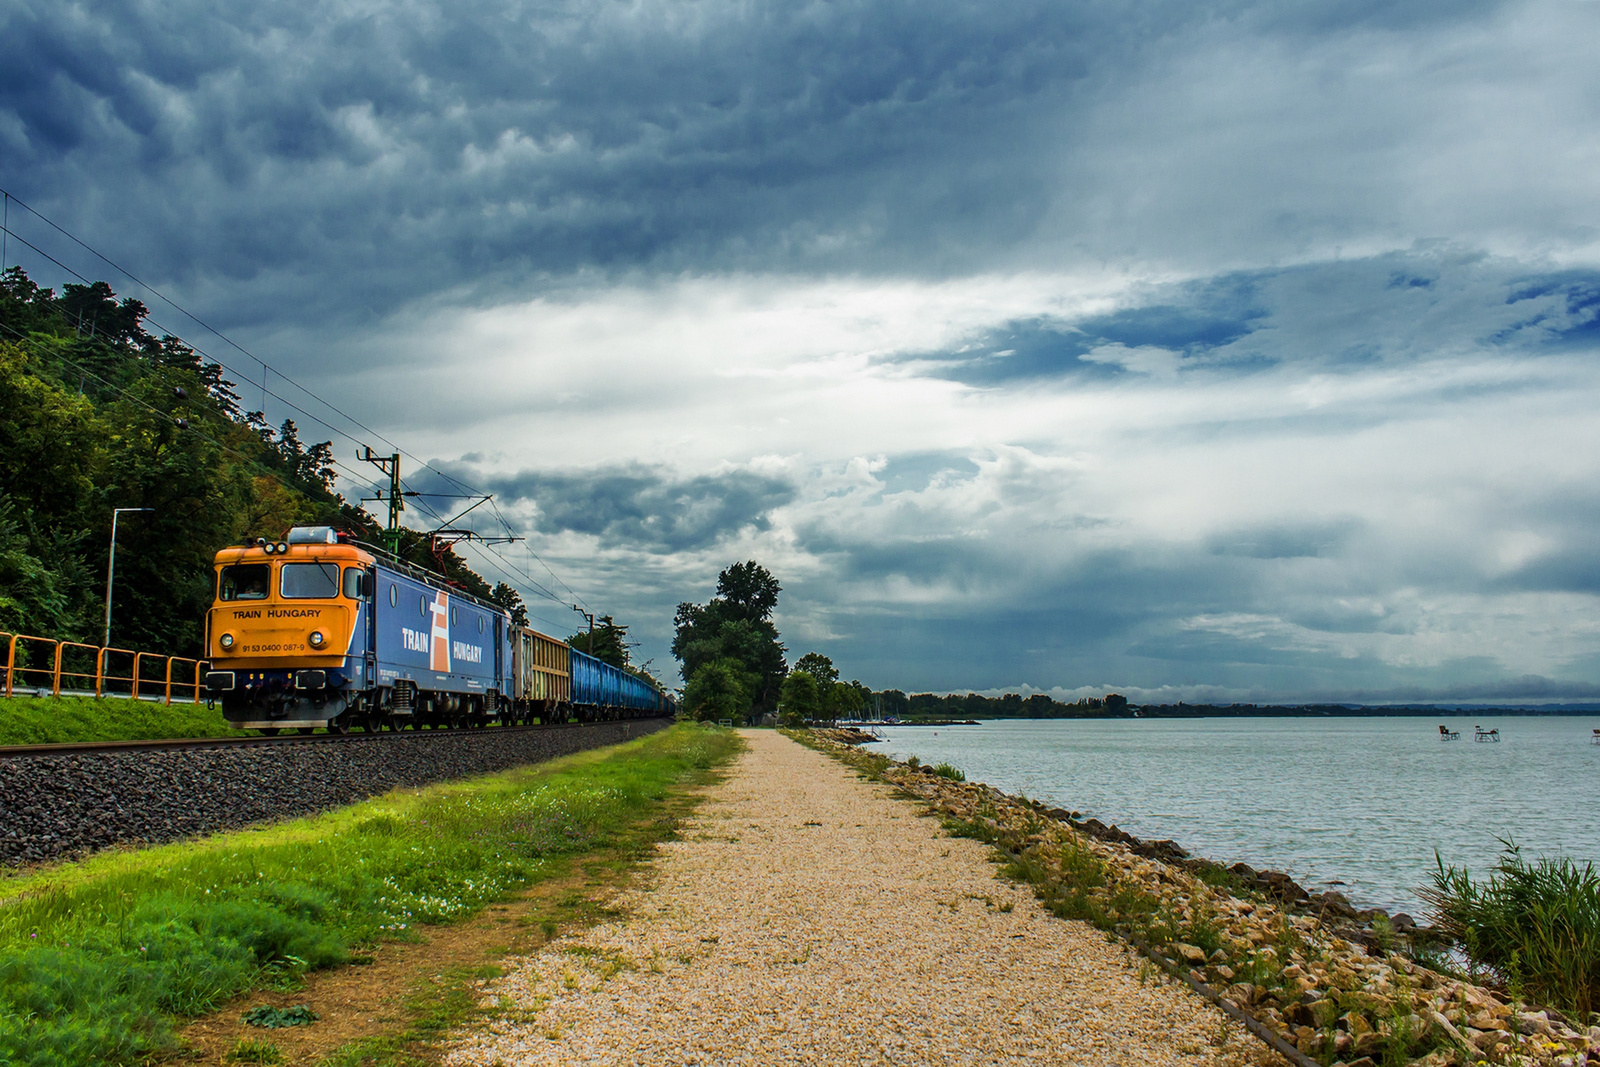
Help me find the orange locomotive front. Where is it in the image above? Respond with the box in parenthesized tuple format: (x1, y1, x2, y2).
(204, 526, 374, 732)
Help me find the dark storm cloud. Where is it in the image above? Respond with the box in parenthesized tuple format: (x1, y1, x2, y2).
(907, 252, 1600, 385)
(0, 0, 1520, 327)
(479, 464, 794, 552)
(918, 275, 1270, 383)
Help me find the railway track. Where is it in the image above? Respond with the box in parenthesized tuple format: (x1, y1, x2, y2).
(0, 718, 672, 866)
(0, 718, 660, 759)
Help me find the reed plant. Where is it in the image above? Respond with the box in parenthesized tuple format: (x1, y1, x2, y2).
(1423, 840, 1600, 1020)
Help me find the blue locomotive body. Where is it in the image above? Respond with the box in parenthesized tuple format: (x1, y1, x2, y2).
(371, 563, 512, 720)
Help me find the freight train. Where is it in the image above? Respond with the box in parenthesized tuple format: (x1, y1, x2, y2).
(202, 526, 674, 733)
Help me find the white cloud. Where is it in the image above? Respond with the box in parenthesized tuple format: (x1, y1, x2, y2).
(12, 0, 1600, 698)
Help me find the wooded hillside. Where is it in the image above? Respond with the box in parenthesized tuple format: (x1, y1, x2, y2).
(0, 266, 515, 656)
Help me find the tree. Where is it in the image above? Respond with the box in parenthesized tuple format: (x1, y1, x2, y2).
(489, 583, 529, 628)
(672, 561, 787, 717)
(827, 680, 866, 724)
(794, 652, 838, 687)
(684, 658, 753, 724)
(716, 560, 781, 622)
(569, 614, 629, 669)
(778, 670, 822, 726)
(271, 419, 336, 492)
(0, 267, 510, 654)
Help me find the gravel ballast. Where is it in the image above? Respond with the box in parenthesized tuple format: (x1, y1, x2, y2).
(0, 719, 668, 866)
(448, 729, 1280, 1067)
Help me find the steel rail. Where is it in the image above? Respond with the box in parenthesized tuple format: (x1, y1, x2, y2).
(0, 717, 668, 759)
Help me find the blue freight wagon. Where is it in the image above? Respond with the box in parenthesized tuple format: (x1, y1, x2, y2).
(569, 648, 667, 718)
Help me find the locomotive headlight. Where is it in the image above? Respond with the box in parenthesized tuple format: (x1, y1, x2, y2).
(308, 630, 326, 648)
(219, 632, 236, 650)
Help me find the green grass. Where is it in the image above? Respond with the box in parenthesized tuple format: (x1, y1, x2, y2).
(1424, 840, 1600, 1020)
(929, 762, 965, 781)
(226, 1037, 283, 1063)
(0, 723, 741, 1065)
(0, 693, 245, 745)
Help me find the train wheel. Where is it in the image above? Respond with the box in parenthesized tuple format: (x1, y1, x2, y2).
(259, 728, 280, 736)
(329, 716, 351, 735)
(298, 727, 315, 735)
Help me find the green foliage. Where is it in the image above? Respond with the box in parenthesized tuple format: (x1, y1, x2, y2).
(778, 670, 822, 725)
(930, 762, 966, 781)
(789, 654, 871, 723)
(0, 694, 244, 745)
(828, 680, 866, 722)
(243, 1004, 319, 1028)
(0, 268, 506, 657)
(1425, 841, 1600, 1018)
(0, 724, 742, 1065)
(673, 561, 786, 717)
(869, 688, 1138, 721)
(568, 614, 630, 669)
(683, 658, 754, 724)
(793, 653, 838, 686)
(713, 561, 781, 622)
(489, 583, 529, 628)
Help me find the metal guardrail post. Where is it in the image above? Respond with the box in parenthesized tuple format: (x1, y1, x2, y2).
(58, 642, 99, 695)
(0, 635, 205, 705)
(164, 656, 203, 706)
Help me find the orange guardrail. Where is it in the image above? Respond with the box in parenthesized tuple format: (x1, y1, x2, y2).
(3, 631, 208, 705)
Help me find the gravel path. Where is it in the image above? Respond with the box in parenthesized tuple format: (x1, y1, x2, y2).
(448, 730, 1279, 1067)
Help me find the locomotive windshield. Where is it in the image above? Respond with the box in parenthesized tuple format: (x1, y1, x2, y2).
(218, 564, 270, 601)
(280, 562, 341, 599)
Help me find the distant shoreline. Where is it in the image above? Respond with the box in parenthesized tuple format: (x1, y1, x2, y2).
(862, 703, 1600, 723)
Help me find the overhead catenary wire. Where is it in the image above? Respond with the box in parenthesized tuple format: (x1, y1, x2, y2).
(0, 201, 593, 612)
(0, 193, 493, 511)
(3, 216, 588, 609)
(0, 221, 373, 458)
(400, 492, 568, 608)
(4, 317, 589, 623)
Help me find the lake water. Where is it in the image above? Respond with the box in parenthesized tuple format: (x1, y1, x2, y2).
(867, 716, 1600, 918)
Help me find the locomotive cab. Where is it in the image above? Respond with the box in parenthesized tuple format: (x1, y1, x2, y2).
(205, 527, 375, 732)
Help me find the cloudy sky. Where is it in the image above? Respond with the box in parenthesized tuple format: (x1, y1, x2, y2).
(5, 0, 1600, 702)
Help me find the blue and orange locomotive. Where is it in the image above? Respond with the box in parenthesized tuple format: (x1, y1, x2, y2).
(203, 526, 672, 733)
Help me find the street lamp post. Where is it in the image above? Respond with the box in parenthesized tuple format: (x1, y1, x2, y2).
(104, 508, 153, 649)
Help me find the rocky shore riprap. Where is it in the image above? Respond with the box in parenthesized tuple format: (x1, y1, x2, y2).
(804, 729, 1600, 1067)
